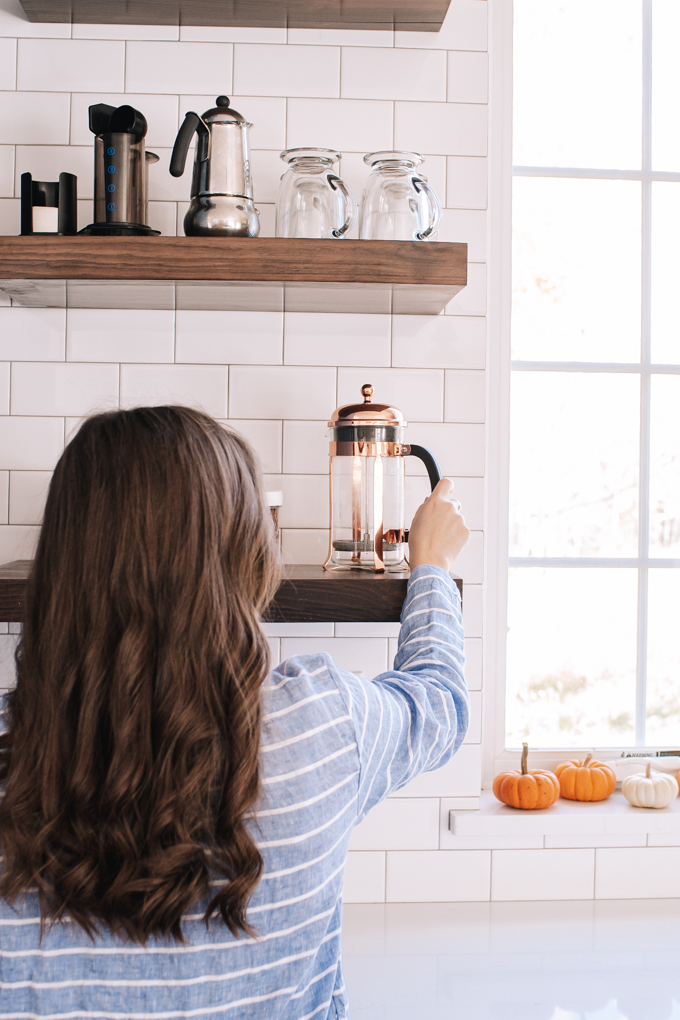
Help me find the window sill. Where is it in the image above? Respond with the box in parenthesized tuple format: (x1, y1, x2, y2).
(450, 790, 680, 839)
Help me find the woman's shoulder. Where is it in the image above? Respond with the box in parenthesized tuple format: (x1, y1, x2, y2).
(260, 652, 355, 754)
(263, 651, 339, 710)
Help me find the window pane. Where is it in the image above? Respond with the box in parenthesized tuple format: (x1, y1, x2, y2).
(649, 375, 680, 556)
(510, 373, 640, 557)
(514, 0, 642, 170)
(647, 569, 680, 744)
(652, 0, 680, 170)
(512, 178, 641, 362)
(651, 182, 680, 364)
(506, 568, 638, 748)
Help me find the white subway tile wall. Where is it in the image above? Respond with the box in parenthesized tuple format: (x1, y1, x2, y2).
(447, 50, 489, 104)
(349, 798, 440, 851)
(386, 850, 490, 902)
(343, 852, 386, 904)
(233, 44, 339, 98)
(0, 471, 7, 524)
(447, 155, 488, 209)
(0, 361, 8, 414)
(340, 48, 447, 103)
(176, 310, 283, 365)
(0, 145, 14, 196)
(17, 39, 126, 93)
(125, 42, 233, 95)
(0, 308, 66, 361)
(67, 308, 175, 363)
(0, 37, 17, 91)
(0, 7, 492, 904)
(8, 470, 51, 525)
(286, 97, 394, 152)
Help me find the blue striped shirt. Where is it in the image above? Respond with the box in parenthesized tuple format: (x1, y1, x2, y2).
(0, 565, 468, 1020)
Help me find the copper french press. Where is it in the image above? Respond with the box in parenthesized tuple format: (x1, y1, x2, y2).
(324, 385, 442, 572)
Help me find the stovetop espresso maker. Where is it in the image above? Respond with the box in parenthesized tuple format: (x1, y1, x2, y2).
(325, 385, 442, 572)
(169, 96, 259, 237)
(80, 103, 159, 236)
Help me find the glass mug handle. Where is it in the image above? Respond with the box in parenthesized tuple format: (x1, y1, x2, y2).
(412, 178, 442, 240)
(403, 444, 443, 544)
(327, 174, 357, 237)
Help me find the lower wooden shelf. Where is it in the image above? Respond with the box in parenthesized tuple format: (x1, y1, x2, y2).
(0, 561, 462, 624)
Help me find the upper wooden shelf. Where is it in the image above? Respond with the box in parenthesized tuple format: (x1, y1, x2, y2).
(0, 561, 462, 625)
(0, 236, 467, 315)
(17, 0, 457, 32)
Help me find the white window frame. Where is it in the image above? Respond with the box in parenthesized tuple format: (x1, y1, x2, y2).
(483, 0, 680, 785)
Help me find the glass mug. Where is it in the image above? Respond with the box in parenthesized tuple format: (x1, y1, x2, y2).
(359, 150, 442, 241)
(275, 148, 357, 239)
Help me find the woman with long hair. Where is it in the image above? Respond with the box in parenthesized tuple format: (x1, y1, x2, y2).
(0, 405, 469, 1020)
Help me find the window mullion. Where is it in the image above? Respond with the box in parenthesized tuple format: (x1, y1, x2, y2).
(636, 0, 653, 745)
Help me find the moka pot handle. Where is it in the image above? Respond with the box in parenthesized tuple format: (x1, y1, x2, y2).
(169, 112, 210, 178)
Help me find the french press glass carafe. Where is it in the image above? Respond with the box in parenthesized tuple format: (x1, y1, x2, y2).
(324, 385, 442, 572)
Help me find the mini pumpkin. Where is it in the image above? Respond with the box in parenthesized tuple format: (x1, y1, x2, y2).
(493, 742, 560, 810)
(622, 762, 679, 809)
(554, 752, 616, 802)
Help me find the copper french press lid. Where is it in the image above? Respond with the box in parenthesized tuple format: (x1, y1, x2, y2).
(328, 384, 407, 429)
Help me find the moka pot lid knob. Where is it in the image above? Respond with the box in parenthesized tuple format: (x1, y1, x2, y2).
(201, 95, 251, 126)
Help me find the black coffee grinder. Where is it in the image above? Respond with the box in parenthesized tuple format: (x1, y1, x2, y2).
(80, 103, 160, 236)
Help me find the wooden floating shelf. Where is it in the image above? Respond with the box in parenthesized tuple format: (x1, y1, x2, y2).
(17, 0, 460, 31)
(0, 561, 462, 625)
(0, 237, 466, 315)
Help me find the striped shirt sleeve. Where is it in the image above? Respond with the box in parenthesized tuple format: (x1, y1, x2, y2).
(328, 564, 468, 822)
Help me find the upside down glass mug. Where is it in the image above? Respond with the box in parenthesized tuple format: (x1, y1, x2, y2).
(275, 148, 357, 238)
(359, 150, 442, 241)
(324, 384, 442, 572)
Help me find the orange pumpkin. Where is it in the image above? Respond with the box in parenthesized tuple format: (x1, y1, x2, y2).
(554, 753, 616, 801)
(493, 742, 560, 810)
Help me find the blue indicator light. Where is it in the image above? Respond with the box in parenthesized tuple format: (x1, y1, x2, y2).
(107, 146, 115, 155)
(107, 202, 116, 211)
(107, 166, 116, 174)
(107, 184, 116, 192)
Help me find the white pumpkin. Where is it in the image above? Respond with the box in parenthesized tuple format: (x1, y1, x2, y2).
(622, 762, 679, 809)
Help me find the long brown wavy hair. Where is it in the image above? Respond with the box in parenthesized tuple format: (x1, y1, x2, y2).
(0, 406, 280, 944)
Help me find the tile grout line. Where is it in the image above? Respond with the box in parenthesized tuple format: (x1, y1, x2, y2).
(592, 845, 597, 899)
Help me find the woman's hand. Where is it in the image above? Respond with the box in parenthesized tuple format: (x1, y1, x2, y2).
(408, 478, 470, 573)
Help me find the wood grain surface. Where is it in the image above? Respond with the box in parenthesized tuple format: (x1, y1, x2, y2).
(17, 0, 454, 29)
(0, 561, 462, 624)
(0, 236, 467, 287)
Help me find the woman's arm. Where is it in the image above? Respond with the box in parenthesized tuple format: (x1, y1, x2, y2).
(329, 480, 471, 821)
(329, 565, 467, 822)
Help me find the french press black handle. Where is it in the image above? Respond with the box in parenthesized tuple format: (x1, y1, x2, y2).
(407, 445, 442, 491)
(169, 112, 210, 177)
(403, 445, 442, 545)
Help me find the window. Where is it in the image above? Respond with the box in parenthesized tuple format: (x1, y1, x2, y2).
(507, 0, 680, 749)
